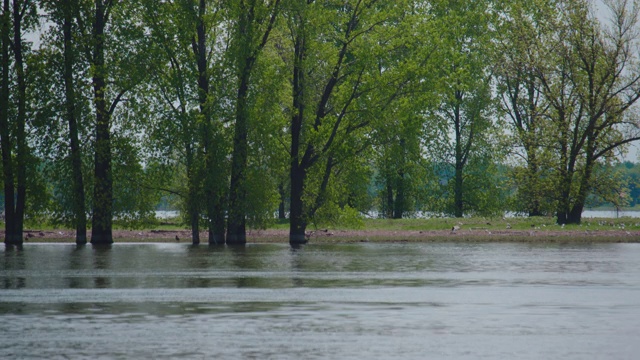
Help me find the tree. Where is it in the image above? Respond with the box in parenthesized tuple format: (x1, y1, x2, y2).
(64, 0, 152, 244)
(142, 0, 234, 245)
(369, 2, 441, 220)
(495, 0, 557, 216)
(226, 0, 281, 245)
(538, 0, 640, 224)
(37, 0, 89, 244)
(428, 0, 500, 217)
(284, 0, 411, 244)
(1, 0, 37, 246)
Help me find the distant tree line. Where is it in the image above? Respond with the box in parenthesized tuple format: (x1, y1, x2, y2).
(2, 0, 640, 246)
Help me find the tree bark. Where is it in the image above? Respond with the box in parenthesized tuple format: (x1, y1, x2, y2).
(1, 0, 29, 246)
(278, 183, 286, 219)
(185, 144, 200, 245)
(289, 26, 308, 246)
(192, 0, 225, 245)
(227, 67, 250, 245)
(63, 2, 87, 245)
(227, 0, 279, 245)
(13, 0, 26, 246)
(90, 0, 113, 245)
(526, 152, 542, 217)
(385, 180, 394, 219)
(289, 165, 307, 245)
(453, 101, 464, 218)
(393, 169, 405, 219)
(1, 0, 18, 246)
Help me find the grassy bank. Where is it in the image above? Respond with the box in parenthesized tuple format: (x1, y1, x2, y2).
(7, 215, 639, 244)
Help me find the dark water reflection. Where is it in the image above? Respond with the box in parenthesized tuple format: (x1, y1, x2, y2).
(1, 242, 640, 359)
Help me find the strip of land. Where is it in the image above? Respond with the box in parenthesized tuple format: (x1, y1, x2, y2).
(12, 228, 640, 243)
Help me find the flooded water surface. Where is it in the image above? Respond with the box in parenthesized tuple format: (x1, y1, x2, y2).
(2, 242, 639, 359)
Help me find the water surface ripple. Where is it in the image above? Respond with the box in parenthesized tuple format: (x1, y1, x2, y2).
(1, 242, 639, 359)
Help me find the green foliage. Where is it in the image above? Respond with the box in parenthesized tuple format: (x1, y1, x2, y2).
(6, 0, 640, 239)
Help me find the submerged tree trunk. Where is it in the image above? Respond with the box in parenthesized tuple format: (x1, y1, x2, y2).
(192, 0, 225, 245)
(289, 27, 307, 246)
(1, 0, 18, 246)
(63, 3, 87, 245)
(90, 0, 113, 245)
(13, 0, 27, 246)
(227, 0, 279, 245)
(2, 0, 29, 246)
(289, 165, 307, 245)
(185, 144, 200, 245)
(227, 69, 250, 245)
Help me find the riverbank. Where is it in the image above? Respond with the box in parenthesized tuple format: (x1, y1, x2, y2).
(13, 228, 640, 243)
(7, 217, 639, 243)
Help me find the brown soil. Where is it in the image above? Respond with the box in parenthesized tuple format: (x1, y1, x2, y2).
(15, 228, 640, 243)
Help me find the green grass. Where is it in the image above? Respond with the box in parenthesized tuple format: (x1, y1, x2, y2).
(15, 215, 640, 233)
(316, 216, 640, 232)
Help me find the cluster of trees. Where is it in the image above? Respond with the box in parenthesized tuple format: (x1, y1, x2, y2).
(2, 0, 640, 247)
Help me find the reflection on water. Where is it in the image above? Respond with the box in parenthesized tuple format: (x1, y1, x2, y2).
(1, 242, 640, 359)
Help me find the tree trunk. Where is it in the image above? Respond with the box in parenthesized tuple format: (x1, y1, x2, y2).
(385, 180, 394, 219)
(192, 0, 225, 245)
(454, 163, 463, 218)
(63, 4, 87, 245)
(393, 170, 405, 219)
(1, 0, 18, 246)
(289, 26, 308, 246)
(566, 151, 595, 225)
(289, 165, 307, 245)
(555, 167, 572, 225)
(227, 68, 250, 245)
(13, 0, 26, 246)
(526, 150, 542, 217)
(278, 183, 286, 219)
(227, 0, 279, 244)
(90, 0, 113, 245)
(185, 145, 200, 245)
(555, 130, 574, 225)
(453, 100, 464, 218)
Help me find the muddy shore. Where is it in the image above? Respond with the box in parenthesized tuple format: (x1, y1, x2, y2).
(13, 228, 640, 243)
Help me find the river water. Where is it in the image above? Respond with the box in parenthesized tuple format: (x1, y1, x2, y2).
(1, 242, 639, 359)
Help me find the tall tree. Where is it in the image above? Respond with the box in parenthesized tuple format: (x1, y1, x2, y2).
(285, 0, 410, 244)
(63, 0, 86, 244)
(495, 0, 557, 216)
(429, 0, 498, 217)
(66, 0, 151, 244)
(142, 0, 231, 245)
(371, 2, 441, 220)
(226, 0, 281, 245)
(88, 0, 114, 244)
(538, 0, 640, 224)
(1, 0, 36, 246)
(192, 0, 228, 245)
(39, 0, 89, 244)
